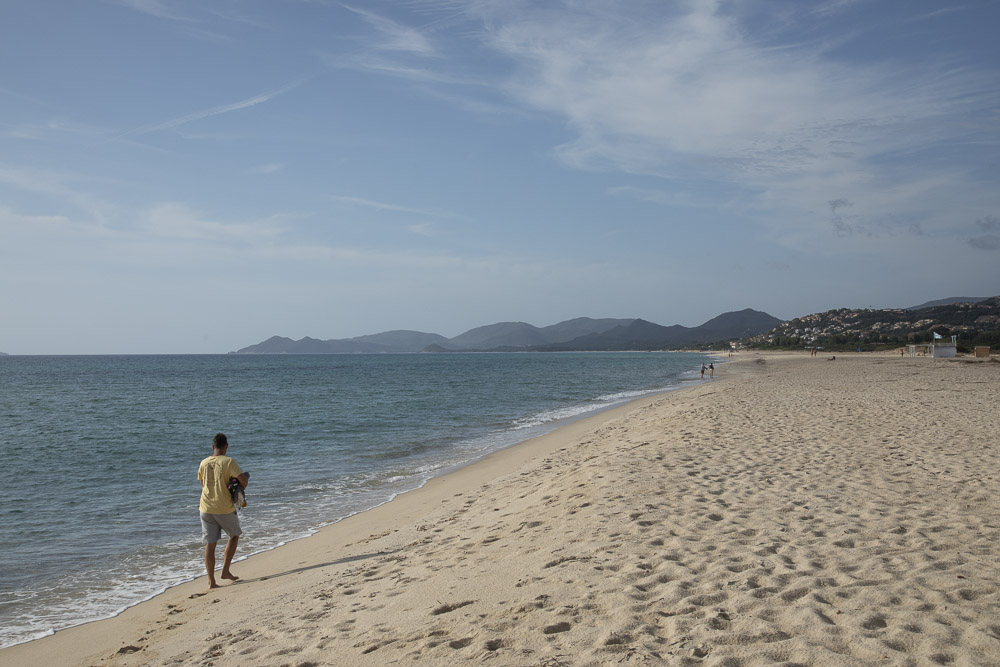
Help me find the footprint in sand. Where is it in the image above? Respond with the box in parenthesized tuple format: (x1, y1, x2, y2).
(542, 622, 572, 634)
(432, 600, 475, 615)
(861, 615, 888, 630)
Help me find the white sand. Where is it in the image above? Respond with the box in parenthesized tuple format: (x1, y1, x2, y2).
(3, 353, 999, 666)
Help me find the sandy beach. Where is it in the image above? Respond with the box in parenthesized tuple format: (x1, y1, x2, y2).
(3, 353, 999, 666)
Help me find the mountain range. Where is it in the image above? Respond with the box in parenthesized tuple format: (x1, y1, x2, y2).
(234, 309, 781, 354)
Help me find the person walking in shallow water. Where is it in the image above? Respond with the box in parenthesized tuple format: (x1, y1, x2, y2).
(198, 433, 249, 589)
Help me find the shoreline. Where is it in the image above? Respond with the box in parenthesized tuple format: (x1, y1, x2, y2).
(1, 361, 716, 664)
(0, 351, 708, 652)
(4, 352, 999, 665)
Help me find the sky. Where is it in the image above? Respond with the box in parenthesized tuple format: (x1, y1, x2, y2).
(1, 0, 998, 354)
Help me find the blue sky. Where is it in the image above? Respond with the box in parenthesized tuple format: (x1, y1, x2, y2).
(2, 0, 998, 354)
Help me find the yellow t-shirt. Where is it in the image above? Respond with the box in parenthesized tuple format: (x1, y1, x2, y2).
(198, 455, 243, 514)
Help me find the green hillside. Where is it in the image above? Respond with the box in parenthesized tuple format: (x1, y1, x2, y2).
(751, 297, 1000, 352)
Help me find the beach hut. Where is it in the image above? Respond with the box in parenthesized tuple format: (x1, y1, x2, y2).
(930, 335, 957, 358)
(974, 346, 991, 358)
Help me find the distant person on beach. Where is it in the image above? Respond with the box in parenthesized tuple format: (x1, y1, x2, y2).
(198, 433, 249, 589)
(701, 363, 707, 379)
(709, 363, 714, 379)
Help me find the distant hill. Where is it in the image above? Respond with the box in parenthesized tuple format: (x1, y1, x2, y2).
(234, 317, 635, 354)
(442, 317, 634, 350)
(539, 309, 781, 351)
(906, 296, 991, 310)
(445, 322, 555, 350)
(694, 309, 786, 341)
(350, 330, 450, 351)
(232, 296, 1000, 355)
(755, 296, 1000, 349)
(539, 317, 637, 342)
(235, 331, 448, 354)
(235, 309, 782, 354)
(542, 319, 685, 351)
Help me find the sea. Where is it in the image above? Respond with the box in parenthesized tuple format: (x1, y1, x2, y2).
(0, 351, 713, 648)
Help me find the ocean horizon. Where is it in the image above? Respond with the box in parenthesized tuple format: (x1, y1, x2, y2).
(0, 351, 716, 648)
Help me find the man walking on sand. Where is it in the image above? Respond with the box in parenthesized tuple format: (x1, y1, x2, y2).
(198, 433, 249, 589)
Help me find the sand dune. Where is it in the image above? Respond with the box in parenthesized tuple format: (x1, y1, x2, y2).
(4, 353, 999, 666)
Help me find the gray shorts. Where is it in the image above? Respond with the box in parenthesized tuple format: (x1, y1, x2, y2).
(200, 512, 242, 544)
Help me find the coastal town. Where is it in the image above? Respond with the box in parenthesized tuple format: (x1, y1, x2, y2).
(751, 297, 1000, 350)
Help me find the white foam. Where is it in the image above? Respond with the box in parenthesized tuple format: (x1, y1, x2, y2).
(510, 385, 678, 431)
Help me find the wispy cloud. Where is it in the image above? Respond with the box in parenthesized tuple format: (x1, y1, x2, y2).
(324, 4, 495, 92)
(110, 77, 308, 141)
(606, 185, 719, 210)
(433, 1, 999, 250)
(811, 0, 870, 18)
(905, 5, 974, 23)
(139, 203, 289, 242)
(829, 198, 859, 236)
(0, 84, 50, 108)
(341, 5, 437, 56)
(0, 206, 81, 235)
(107, 0, 193, 22)
(106, 0, 240, 42)
(489, 5, 911, 175)
(0, 201, 477, 277)
(0, 163, 117, 223)
(331, 195, 447, 218)
(976, 215, 1000, 231)
(969, 235, 1000, 251)
(969, 215, 1000, 251)
(254, 162, 289, 175)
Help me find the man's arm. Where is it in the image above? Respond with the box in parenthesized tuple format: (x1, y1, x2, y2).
(236, 472, 249, 489)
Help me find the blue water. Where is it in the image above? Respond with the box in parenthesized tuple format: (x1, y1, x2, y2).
(0, 352, 711, 647)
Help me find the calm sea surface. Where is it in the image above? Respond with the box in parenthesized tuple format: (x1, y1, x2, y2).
(0, 352, 713, 648)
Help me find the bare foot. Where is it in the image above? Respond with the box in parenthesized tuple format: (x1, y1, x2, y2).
(220, 571, 240, 582)
(208, 581, 220, 589)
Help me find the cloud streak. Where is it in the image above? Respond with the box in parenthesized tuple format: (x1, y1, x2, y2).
(110, 77, 308, 141)
(330, 195, 449, 218)
(139, 203, 289, 242)
(341, 5, 438, 56)
(108, 0, 193, 22)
